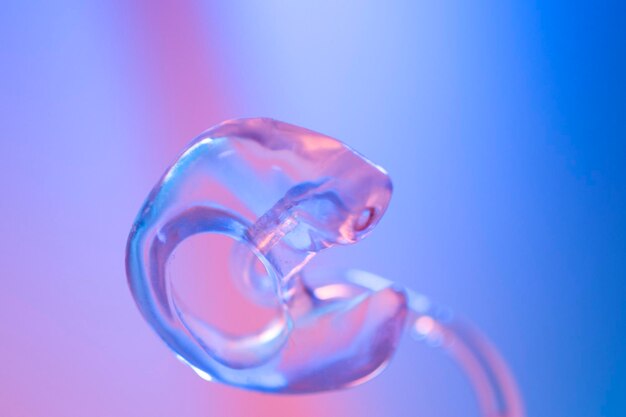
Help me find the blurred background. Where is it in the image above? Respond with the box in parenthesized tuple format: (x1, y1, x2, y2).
(1, 1, 625, 416)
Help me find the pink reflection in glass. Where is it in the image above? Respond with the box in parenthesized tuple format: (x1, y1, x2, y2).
(126, 118, 525, 416)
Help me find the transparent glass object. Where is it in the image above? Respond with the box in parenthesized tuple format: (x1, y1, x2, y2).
(126, 118, 525, 416)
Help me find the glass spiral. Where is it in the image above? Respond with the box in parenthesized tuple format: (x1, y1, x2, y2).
(126, 118, 525, 416)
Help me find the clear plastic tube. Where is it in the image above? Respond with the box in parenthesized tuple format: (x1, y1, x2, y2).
(408, 292, 525, 417)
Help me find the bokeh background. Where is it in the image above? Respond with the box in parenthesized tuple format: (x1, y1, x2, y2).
(1, 1, 625, 416)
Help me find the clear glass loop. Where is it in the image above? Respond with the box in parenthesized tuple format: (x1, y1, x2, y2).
(126, 118, 524, 415)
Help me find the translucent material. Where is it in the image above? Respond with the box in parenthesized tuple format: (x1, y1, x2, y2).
(126, 118, 525, 415)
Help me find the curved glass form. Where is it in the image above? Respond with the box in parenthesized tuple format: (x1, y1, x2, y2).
(126, 118, 525, 415)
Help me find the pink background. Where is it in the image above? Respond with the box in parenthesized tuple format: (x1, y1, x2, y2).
(1, 1, 625, 416)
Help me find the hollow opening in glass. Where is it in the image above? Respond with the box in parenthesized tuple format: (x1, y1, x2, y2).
(167, 228, 290, 369)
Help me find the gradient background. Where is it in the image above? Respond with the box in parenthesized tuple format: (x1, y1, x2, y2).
(1, 1, 625, 416)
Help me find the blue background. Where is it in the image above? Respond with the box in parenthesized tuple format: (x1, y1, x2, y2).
(1, 1, 624, 416)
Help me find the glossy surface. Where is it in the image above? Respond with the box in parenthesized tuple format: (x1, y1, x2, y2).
(126, 118, 404, 392)
(126, 118, 525, 416)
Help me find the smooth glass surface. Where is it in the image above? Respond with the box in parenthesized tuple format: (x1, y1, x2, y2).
(126, 118, 405, 393)
(126, 118, 525, 417)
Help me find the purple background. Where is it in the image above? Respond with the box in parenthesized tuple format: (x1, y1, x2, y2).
(1, 1, 625, 416)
